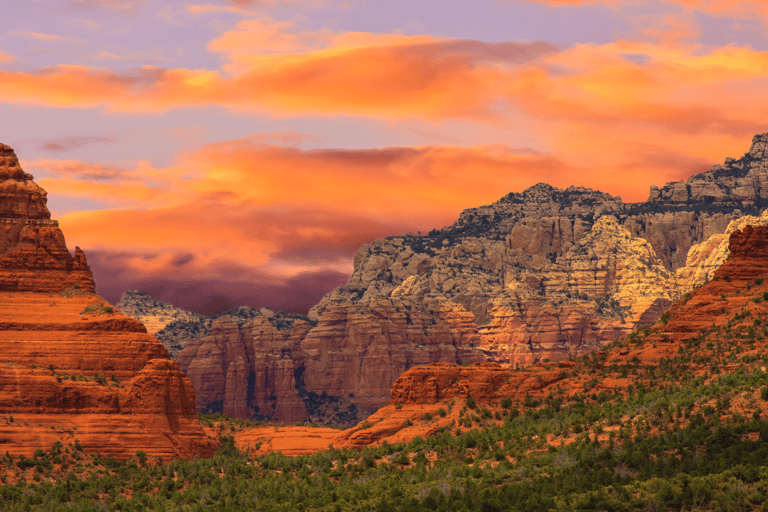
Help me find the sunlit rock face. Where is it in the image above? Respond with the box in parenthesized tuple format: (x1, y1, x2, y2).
(337, 224, 768, 449)
(167, 135, 768, 424)
(0, 144, 95, 292)
(0, 143, 215, 460)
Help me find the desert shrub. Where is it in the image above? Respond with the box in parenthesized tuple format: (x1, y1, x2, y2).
(80, 303, 116, 315)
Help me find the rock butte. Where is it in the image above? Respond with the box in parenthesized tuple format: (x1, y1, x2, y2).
(145, 134, 768, 425)
(0, 144, 215, 460)
(230, 223, 768, 454)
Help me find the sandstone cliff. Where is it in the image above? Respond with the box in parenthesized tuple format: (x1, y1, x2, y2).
(0, 144, 94, 293)
(676, 210, 768, 291)
(331, 223, 768, 449)
(311, 134, 768, 366)
(176, 299, 483, 425)
(166, 134, 768, 425)
(0, 144, 215, 460)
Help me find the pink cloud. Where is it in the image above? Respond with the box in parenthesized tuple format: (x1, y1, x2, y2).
(32, 135, 117, 152)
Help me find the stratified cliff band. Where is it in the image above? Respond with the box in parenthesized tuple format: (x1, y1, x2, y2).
(123, 134, 768, 426)
(0, 144, 215, 460)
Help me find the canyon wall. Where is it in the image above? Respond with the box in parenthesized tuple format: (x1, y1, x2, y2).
(0, 144, 215, 460)
(128, 134, 768, 425)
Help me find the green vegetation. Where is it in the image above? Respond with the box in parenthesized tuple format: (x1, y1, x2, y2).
(9, 278, 768, 510)
(58, 284, 91, 298)
(6, 360, 768, 511)
(80, 303, 116, 315)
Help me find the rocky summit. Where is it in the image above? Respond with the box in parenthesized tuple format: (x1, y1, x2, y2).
(0, 144, 94, 293)
(129, 134, 768, 426)
(0, 144, 215, 460)
(333, 223, 768, 450)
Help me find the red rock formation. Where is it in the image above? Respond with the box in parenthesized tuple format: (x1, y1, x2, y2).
(164, 135, 768, 425)
(177, 298, 484, 426)
(178, 314, 312, 423)
(221, 224, 768, 454)
(0, 144, 214, 460)
(331, 224, 768, 449)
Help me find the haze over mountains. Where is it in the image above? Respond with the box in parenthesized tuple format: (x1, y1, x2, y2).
(116, 134, 768, 426)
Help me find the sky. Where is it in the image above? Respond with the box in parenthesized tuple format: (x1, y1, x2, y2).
(2, 0, 768, 315)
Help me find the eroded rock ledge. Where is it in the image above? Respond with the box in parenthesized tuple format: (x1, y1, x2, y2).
(0, 144, 215, 460)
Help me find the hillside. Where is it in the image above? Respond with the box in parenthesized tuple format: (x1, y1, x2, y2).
(115, 291, 310, 359)
(0, 143, 215, 460)
(122, 133, 768, 426)
(256, 222, 768, 453)
(6, 225, 768, 510)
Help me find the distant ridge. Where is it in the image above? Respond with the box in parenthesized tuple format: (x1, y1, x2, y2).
(116, 289, 312, 358)
(127, 134, 768, 425)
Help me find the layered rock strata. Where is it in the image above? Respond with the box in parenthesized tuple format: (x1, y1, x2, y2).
(0, 144, 214, 460)
(177, 299, 483, 425)
(333, 224, 768, 450)
(311, 134, 768, 366)
(0, 144, 94, 293)
(165, 134, 768, 424)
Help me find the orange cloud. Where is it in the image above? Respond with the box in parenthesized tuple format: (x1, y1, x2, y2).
(30, 158, 187, 209)
(46, 130, 750, 314)
(53, 137, 714, 262)
(503, 39, 768, 177)
(523, 0, 768, 17)
(50, 142, 577, 285)
(0, 30, 557, 120)
(7, 30, 82, 43)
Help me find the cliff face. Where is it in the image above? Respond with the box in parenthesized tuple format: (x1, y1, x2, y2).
(311, 134, 768, 366)
(0, 144, 95, 293)
(332, 223, 768, 449)
(176, 299, 483, 425)
(164, 134, 768, 424)
(0, 144, 214, 460)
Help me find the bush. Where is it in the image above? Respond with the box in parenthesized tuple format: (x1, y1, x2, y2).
(500, 397, 512, 409)
(80, 303, 116, 315)
(466, 396, 477, 409)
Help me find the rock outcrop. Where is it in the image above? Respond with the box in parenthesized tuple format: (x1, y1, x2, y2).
(177, 299, 483, 425)
(116, 289, 204, 336)
(164, 134, 768, 424)
(0, 144, 95, 293)
(676, 210, 768, 291)
(116, 290, 207, 358)
(0, 144, 215, 460)
(310, 134, 768, 367)
(332, 223, 768, 450)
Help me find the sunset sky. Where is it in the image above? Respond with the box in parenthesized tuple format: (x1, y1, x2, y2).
(3, 0, 768, 315)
